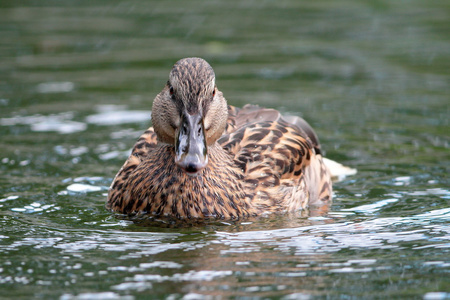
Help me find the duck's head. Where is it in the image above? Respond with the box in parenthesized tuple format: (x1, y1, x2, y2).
(151, 57, 228, 175)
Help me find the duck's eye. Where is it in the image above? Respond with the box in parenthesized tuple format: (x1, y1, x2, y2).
(169, 86, 174, 96)
(197, 122, 202, 136)
(212, 89, 215, 97)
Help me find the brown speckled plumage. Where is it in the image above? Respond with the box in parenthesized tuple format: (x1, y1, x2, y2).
(107, 57, 332, 219)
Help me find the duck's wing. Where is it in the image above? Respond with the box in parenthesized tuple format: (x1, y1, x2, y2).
(282, 114, 322, 155)
(225, 104, 321, 154)
(130, 128, 159, 159)
(107, 128, 158, 210)
(220, 111, 316, 181)
(220, 105, 332, 211)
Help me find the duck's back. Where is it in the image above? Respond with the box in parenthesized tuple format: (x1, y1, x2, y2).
(219, 104, 332, 213)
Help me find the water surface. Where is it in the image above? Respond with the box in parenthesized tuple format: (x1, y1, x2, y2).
(0, 0, 449, 299)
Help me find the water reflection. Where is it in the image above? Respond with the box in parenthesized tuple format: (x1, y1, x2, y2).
(85, 105, 151, 126)
(0, 112, 86, 134)
(36, 82, 75, 94)
(0, 105, 151, 135)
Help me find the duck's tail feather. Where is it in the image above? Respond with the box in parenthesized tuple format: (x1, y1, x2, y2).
(322, 157, 357, 181)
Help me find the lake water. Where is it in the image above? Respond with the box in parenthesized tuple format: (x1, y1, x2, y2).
(0, 0, 449, 299)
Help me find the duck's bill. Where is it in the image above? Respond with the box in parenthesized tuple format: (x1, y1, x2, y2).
(175, 112, 208, 175)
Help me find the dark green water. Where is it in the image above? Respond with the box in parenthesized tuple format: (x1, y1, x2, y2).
(1, 0, 449, 299)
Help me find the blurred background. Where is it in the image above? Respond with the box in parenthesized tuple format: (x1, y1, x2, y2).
(0, 0, 449, 299)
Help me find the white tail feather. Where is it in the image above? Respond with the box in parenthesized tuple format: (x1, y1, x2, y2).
(323, 157, 357, 181)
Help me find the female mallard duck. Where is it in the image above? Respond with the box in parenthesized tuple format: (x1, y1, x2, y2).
(107, 57, 333, 219)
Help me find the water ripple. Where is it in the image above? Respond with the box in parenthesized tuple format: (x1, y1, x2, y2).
(216, 210, 449, 255)
(85, 105, 151, 126)
(0, 112, 87, 134)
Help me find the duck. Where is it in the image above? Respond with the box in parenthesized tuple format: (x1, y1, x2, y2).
(106, 57, 333, 220)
